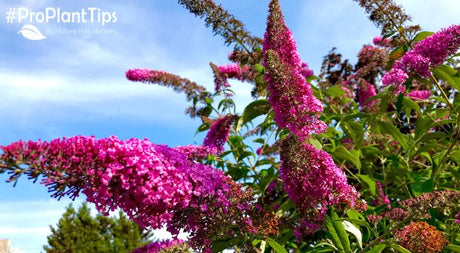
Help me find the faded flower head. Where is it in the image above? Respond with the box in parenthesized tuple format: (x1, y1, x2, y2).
(354, 45, 389, 83)
(131, 239, 191, 253)
(394, 221, 449, 253)
(126, 68, 208, 102)
(398, 190, 460, 219)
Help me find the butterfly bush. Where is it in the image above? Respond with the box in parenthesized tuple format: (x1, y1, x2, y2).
(0, 136, 256, 249)
(203, 114, 237, 153)
(263, 0, 326, 139)
(2, 0, 460, 252)
(382, 24, 460, 92)
(408, 90, 431, 101)
(280, 136, 363, 237)
(357, 80, 377, 110)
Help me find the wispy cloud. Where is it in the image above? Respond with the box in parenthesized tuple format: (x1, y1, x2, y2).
(398, 0, 460, 30)
(0, 199, 83, 252)
(297, 0, 379, 72)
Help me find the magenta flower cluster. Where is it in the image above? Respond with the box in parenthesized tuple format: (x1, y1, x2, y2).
(263, 0, 326, 139)
(280, 137, 362, 236)
(203, 114, 236, 154)
(126, 68, 165, 82)
(408, 90, 431, 101)
(382, 25, 460, 93)
(371, 182, 391, 209)
(213, 64, 250, 91)
(373, 36, 391, 47)
(0, 135, 251, 248)
(357, 81, 377, 109)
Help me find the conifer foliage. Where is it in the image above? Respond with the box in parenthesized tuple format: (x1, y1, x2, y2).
(43, 203, 152, 253)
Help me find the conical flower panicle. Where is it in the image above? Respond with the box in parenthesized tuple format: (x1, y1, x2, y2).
(280, 136, 362, 234)
(263, 0, 303, 70)
(265, 50, 326, 138)
(203, 114, 237, 153)
(126, 68, 209, 102)
(263, 0, 326, 139)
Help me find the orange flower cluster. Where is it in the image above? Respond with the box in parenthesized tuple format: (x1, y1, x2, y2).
(394, 221, 449, 253)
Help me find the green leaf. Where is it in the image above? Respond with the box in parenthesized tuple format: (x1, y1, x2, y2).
(365, 244, 386, 253)
(211, 238, 239, 252)
(331, 210, 351, 252)
(396, 93, 404, 113)
(402, 97, 421, 114)
(377, 121, 408, 151)
(241, 99, 271, 125)
(412, 31, 434, 42)
(450, 151, 460, 164)
(266, 238, 288, 253)
(332, 146, 361, 170)
(255, 63, 265, 74)
(195, 122, 210, 134)
(358, 175, 376, 196)
(445, 244, 460, 253)
(432, 64, 460, 91)
(341, 120, 364, 147)
(326, 86, 346, 97)
(340, 218, 371, 230)
(346, 209, 365, 220)
(325, 215, 344, 252)
(410, 177, 434, 197)
(415, 115, 435, 142)
(391, 244, 411, 253)
(308, 242, 337, 252)
(307, 137, 323, 150)
(306, 75, 319, 83)
(342, 221, 362, 249)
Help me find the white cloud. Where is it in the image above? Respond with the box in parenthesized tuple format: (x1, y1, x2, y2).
(297, 0, 380, 71)
(398, 0, 460, 30)
(0, 199, 83, 252)
(0, 227, 50, 235)
(0, 198, 186, 252)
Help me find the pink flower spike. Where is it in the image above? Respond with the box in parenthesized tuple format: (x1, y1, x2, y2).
(263, 0, 325, 139)
(408, 90, 430, 101)
(203, 115, 236, 153)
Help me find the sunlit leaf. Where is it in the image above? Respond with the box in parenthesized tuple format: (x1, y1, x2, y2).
(343, 221, 362, 249)
(267, 238, 287, 253)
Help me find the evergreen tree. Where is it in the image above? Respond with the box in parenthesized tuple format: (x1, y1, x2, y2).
(43, 202, 151, 253)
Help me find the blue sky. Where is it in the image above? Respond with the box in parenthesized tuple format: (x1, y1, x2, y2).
(0, 0, 459, 252)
